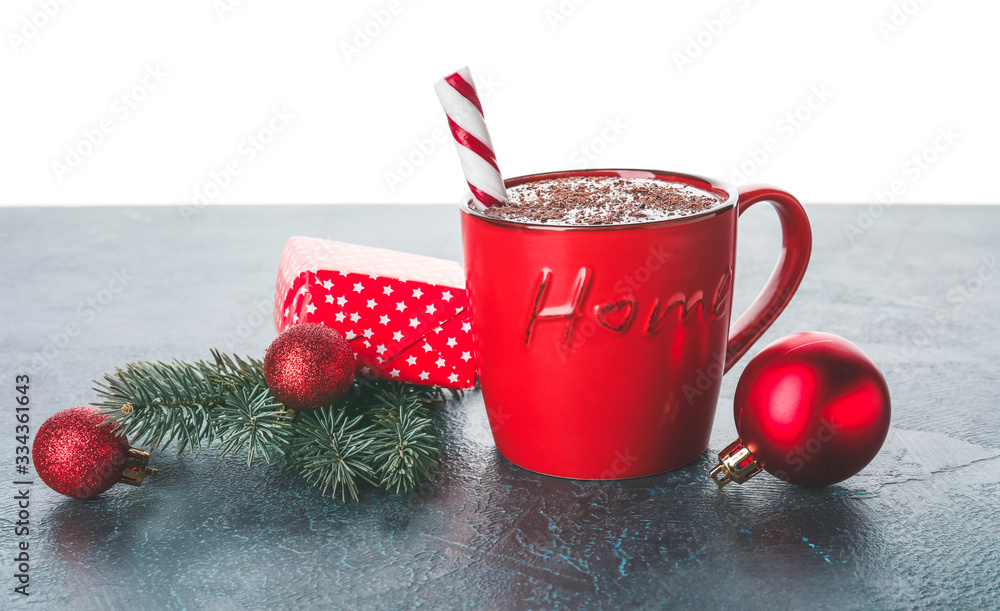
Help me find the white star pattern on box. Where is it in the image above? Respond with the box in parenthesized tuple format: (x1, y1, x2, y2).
(275, 236, 476, 389)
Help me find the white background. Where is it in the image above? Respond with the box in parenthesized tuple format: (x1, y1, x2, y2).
(2, 0, 997, 206)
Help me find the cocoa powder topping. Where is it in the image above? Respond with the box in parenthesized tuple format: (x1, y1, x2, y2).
(484, 176, 723, 226)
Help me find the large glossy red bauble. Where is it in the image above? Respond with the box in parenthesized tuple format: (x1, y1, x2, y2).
(33, 407, 130, 498)
(735, 332, 891, 486)
(264, 323, 356, 411)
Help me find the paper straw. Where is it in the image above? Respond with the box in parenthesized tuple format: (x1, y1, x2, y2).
(434, 66, 508, 209)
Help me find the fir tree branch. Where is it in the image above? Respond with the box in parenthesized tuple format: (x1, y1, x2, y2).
(205, 349, 268, 390)
(91, 353, 452, 501)
(372, 406, 438, 493)
(370, 384, 439, 493)
(92, 360, 221, 453)
(289, 409, 376, 502)
(215, 386, 293, 466)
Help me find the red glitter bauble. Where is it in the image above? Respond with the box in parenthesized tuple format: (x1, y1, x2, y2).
(33, 407, 131, 498)
(712, 333, 891, 488)
(264, 323, 356, 411)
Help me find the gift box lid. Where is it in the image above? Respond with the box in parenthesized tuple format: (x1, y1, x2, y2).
(275, 236, 476, 389)
(278, 236, 465, 291)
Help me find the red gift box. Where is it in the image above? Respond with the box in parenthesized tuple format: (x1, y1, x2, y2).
(275, 236, 476, 390)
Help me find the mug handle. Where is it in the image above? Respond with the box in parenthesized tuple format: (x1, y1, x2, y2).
(724, 185, 812, 372)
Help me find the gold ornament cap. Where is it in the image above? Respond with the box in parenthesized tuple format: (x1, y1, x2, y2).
(119, 448, 158, 487)
(709, 439, 762, 487)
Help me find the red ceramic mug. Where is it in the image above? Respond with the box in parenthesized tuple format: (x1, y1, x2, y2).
(460, 169, 811, 479)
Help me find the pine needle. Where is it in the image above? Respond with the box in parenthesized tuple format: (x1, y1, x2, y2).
(289, 408, 376, 502)
(372, 405, 438, 493)
(215, 386, 293, 466)
(92, 360, 220, 453)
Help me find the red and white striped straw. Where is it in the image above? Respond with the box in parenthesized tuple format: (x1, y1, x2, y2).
(434, 66, 508, 209)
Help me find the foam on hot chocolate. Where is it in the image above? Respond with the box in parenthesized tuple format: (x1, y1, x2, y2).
(485, 176, 725, 226)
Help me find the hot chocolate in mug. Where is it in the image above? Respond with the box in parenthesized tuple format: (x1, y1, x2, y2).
(460, 169, 812, 479)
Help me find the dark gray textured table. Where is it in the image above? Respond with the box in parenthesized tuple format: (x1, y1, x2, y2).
(2, 204, 998, 610)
